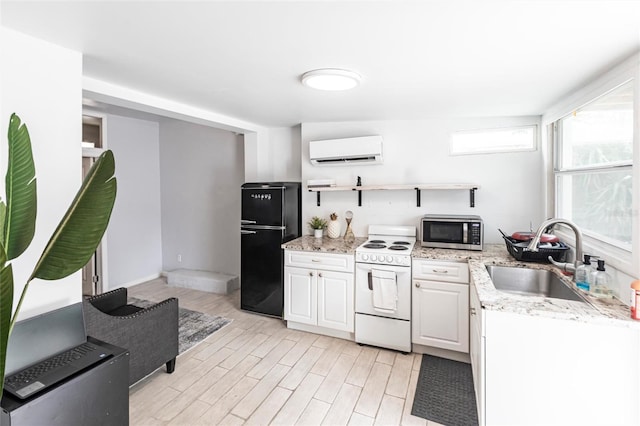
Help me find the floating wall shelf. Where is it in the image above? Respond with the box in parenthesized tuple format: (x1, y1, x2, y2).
(308, 183, 480, 207)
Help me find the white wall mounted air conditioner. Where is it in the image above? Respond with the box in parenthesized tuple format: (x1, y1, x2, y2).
(309, 135, 383, 166)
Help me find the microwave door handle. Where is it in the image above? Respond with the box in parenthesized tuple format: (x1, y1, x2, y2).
(462, 223, 468, 243)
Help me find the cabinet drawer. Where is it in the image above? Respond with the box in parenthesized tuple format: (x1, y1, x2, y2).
(412, 260, 469, 283)
(285, 250, 354, 273)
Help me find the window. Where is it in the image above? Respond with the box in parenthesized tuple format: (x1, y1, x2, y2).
(554, 80, 634, 250)
(450, 125, 536, 155)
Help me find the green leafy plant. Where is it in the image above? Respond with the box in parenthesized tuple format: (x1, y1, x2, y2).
(0, 113, 117, 395)
(307, 216, 327, 230)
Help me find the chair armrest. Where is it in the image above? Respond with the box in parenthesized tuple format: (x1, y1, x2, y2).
(83, 296, 179, 384)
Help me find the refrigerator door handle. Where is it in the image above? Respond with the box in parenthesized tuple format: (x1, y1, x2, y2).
(241, 230, 257, 235)
(242, 225, 286, 231)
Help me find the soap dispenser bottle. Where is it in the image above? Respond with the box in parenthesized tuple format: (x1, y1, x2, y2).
(590, 259, 612, 298)
(575, 254, 594, 291)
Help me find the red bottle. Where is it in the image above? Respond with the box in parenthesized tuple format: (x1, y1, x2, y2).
(632, 280, 640, 320)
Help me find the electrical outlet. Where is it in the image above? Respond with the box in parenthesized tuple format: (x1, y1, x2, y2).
(178, 254, 182, 263)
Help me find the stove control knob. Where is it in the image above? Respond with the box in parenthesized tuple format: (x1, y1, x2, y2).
(361, 254, 369, 261)
(386, 255, 393, 263)
(371, 255, 377, 261)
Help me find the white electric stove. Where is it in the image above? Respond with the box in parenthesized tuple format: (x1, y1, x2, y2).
(354, 225, 415, 352)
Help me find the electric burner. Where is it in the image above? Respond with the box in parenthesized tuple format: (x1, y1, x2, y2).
(392, 241, 410, 245)
(369, 240, 386, 244)
(363, 243, 386, 249)
(388, 245, 409, 251)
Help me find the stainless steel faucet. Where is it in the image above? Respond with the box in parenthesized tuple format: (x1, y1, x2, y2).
(526, 218, 583, 276)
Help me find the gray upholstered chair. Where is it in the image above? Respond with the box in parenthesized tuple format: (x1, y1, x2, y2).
(83, 287, 179, 385)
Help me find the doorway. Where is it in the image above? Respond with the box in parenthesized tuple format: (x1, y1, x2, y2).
(81, 113, 107, 296)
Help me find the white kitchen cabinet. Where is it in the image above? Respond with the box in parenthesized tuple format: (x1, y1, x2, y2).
(284, 266, 316, 325)
(469, 276, 640, 426)
(412, 259, 469, 353)
(316, 270, 354, 331)
(284, 251, 354, 334)
(469, 276, 485, 426)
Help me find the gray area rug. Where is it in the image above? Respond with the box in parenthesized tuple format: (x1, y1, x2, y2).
(411, 354, 479, 426)
(128, 297, 232, 354)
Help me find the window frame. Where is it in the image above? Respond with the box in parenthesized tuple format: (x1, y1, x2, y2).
(549, 76, 637, 276)
(449, 124, 538, 156)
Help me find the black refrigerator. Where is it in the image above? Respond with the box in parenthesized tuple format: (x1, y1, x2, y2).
(240, 182, 301, 318)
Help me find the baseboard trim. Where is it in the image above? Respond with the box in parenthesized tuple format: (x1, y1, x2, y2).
(412, 343, 471, 363)
(286, 321, 354, 341)
(114, 273, 162, 290)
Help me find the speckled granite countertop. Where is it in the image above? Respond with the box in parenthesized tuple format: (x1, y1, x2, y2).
(282, 236, 367, 254)
(414, 244, 639, 329)
(283, 238, 639, 328)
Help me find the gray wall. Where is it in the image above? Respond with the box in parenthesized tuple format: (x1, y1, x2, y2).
(159, 119, 243, 276)
(106, 114, 163, 288)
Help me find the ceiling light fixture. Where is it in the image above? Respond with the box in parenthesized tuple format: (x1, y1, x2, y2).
(301, 68, 361, 91)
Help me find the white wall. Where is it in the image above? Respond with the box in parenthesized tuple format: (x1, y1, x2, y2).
(243, 126, 301, 182)
(159, 119, 243, 276)
(264, 126, 302, 181)
(105, 114, 163, 289)
(272, 126, 302, 181)
(0, 28, 82, 319)
(301, 117, 542, 242)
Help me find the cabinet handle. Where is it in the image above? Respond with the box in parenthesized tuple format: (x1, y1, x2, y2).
(318, 272, 323, 278)
(470, 307, 476, 315)
(309, 272, 314, 277)
(415, 282, 421, 288)
(311, 259, 320, 263)
(432, 269, 449, 274)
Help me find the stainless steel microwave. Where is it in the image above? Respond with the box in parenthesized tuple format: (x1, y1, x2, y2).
(420, 214, 483, 251)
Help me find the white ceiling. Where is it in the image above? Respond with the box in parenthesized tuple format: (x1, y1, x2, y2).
(2, 1, 640, 127)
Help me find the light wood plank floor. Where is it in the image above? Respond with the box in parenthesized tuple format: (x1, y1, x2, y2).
(128, 278, 444, 426)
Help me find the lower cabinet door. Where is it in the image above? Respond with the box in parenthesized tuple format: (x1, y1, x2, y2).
(317, 270, 354, 332)
(284, 266, 317, 325)
(469, 280, 485, 425)
(412, 279, 469, 352)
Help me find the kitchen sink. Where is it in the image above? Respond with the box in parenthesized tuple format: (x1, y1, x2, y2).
(485, 265, 587, 303)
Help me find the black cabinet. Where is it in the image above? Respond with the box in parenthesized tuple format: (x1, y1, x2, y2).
(1, 339, 129, 426)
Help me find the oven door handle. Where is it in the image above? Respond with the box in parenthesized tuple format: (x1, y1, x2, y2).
(367, 271, 373, 291)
